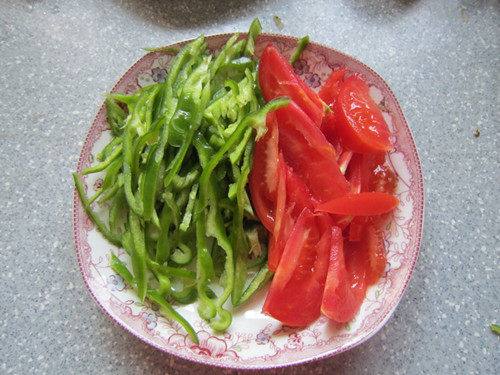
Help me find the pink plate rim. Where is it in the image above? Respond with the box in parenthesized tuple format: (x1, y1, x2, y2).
(73, 32, 424, 370)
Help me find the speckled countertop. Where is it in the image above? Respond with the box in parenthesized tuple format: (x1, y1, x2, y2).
(0, 0, 498, 374)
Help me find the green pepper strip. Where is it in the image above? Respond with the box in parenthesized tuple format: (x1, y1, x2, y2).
(179, 183, 198, 232)
(194, 200, 216, 320)
(143, 55, 210, 221)
(171, 167, 200, 191)
(146, 259, 196, 279)
(72, 173, 122, 246)
(97, 175, 123, 204)
(122, 91, 150, 216)
(109, 189, 125, 236)
(97, 136, 122, 161)
(158, 36, 206, 116)
(231, 142, 253, 305)
(243, 18, 262, 58)
(234, 263, 273, 307)
(128, 211, 147, 302)
(209, 34, 239, 78)
(110, 253, 198, 344)
(82, 144, 122, 175)
(170, 243, 194, 265)
(105, 99, 127, 136)
(290, 35, 309, 66)
(155, 203, 172, 264)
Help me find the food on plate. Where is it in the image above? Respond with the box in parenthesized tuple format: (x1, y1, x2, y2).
(73, 19, 399, 341)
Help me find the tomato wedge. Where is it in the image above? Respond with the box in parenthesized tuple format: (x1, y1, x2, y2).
(275, 101, 350, 202)
(249, 112, 280, 231)
(321, 226, 367, 323)
(319, 67, 346, 109)
(316, 192, 399, 216)
(259, 43, 324, 127)
(263, 208, 333, 326)
(362, 223, 387, 285)
(268, 157, 316, 271)
(335, 75, 393, 153)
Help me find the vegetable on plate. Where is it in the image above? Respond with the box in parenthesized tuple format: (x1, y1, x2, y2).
(74, 19, 400, 341)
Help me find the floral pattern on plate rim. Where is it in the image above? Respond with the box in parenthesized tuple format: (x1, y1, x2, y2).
(73, 33, 423, 370)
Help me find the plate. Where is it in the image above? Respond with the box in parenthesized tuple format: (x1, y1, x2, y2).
(73, 33, 423, 369)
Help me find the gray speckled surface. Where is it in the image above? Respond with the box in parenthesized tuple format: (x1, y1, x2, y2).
(0, 0, 498, 374)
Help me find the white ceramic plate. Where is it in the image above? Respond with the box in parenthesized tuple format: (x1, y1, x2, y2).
(73, 33, 424, 369)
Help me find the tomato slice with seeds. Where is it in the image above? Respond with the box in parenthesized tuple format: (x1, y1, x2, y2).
(263, 208, 333, 326)
(335, 75, 393, 153)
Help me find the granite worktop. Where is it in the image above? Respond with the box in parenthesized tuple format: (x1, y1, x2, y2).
(0, 0, 498, 374)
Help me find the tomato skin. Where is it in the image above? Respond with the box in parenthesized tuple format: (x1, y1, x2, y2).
(249, 113, 280, 232)
(315, 192, 399, 216)
(263, 208, 333, 326)
(259, 43, 324, 127)
(335, 75, 393, 153)
(319, 67, 346, 109)
(321, 226, 367, 323)
(275, 101, 350, 202)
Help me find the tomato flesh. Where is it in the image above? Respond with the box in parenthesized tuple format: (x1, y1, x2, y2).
(335, 75, 393, 153)
(321, 226, 367, 323)
(275, 101, 350, 202)
(268, 158, 316, 271)
(319, 67, 346, 109)
(249, 112, 280, 231)
(263, 208, 333, 326)
(259, 43, 324, 127)
(316, 192, 399, 216)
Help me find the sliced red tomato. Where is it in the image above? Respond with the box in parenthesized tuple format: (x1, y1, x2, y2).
(259, 43, 324, 127)
(321, 226, 367, 323)
(319, 67, 346, 109)
(316, 192, 399, 216)
(348, 216, 367, 242)
(335, 75, 393, 153)
(355, 152, 398, 194)
(263, 208, 333, 326)
(275, 101, 350, 202)
(362, 223, 387, 285)
(346, 153, 362, 194)
(269, 158, 316, 271)
(268, 155, 288, 271)
(249, 112, 280, 231)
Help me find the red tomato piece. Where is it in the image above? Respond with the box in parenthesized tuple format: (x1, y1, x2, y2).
(268, 155, 288, 271)
(335, 75, 393, 153)
(259, 43, 324, 127)
(356, 152, 398, 194)
(316, 192, 399, 216)
(346, 153, 362, 194)
(321, 226, 367, 323)
(348, 216, 367, 242)
(275, 101, 350, 202)
(268, 158, 316, 271)
(263, 208, 333, 326)
(319, 67, 346, 109)
(249, 112, 280, 232)
(363, 223, 387, 285)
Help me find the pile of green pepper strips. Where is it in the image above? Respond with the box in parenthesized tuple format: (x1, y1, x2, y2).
(73, 19, 298, 343)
